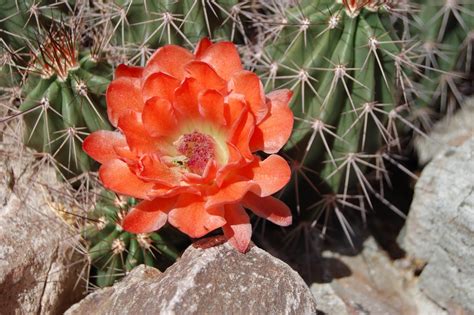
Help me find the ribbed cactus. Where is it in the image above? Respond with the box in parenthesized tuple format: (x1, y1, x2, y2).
(92, 0, 249, 64)
(84, 190, 180, 287)
(19, 22, 111, 178)
(410, 0, 474, 118)
(0, 0, 69, 87)
(0, 0, 68, 50)
(250, 0, 473, 241)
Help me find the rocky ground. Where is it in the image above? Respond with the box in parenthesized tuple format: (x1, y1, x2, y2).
(1, 99, 473, 314)
(0, 130, 87, 313)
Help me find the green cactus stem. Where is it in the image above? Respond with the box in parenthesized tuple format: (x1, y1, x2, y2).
(84, 190, 180, 288)
(19, 22, 111, 179)
(91, 0, 249, 64)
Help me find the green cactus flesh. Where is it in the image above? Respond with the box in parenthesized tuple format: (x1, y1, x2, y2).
(253, 0, 472, 234)
(0, 0, 69, 87)
(411, 0, 474, 115)
(19, 24, 111, 178)
(256, 1, 400, 221)
(0, 0, 67, 49)
(95, 0, 246, 63)
(84, 190, 180, 288)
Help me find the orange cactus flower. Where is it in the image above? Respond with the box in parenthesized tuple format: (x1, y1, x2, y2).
(83, 38, 294, 253)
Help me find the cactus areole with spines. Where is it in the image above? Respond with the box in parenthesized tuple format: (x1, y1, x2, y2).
(100, 0, 248, 62)
(249, 0, 473, 241)
(84, 190, 180, 287)
(259, 1, 402, 215)
(19, 23, 112, 179)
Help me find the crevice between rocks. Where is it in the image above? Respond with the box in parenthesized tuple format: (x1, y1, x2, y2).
(37, 244, 59, 315)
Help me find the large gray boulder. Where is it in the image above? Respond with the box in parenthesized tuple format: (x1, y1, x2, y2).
(0, 136, 86, 314)
(399, 136, 474, 313)
(66, 237, 318, 315)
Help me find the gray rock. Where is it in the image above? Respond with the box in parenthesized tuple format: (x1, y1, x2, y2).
(414, 97, 474, 165)
(309, 236, 450, 315)
(66, 237, 317, 315)
(311, 237, 419, 315)
(401, 137, 473, 261)
(399, 136, 474, 313)
(417, 192, 474, 313)
(0, 137, 86, 314)
(310, 284, 348, 315)
(65, 265, 163, 314)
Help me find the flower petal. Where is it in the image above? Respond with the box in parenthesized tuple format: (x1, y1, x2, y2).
(106, 77, 143, 126)
(118, 111, 158, 153)
(194, 37, 212, 58)
(142, 72, 180, 103)
(243, 155, 291, 197)
(142, 97, 178, 138)
(198, 41, 242, 80)
(229, 110, 255, 161)
(168, 195, 226, 238)
(216, 142, 245, 187)
(138, 154, 181, 186)
(122, 198, 176, 233)
(131, 196, 177, 212)
(205, 181, 257, 209)
(83, 130, 127, 164)
(115, 64, 143, 79)
(243, 193, 292, 226)
(149, 185, 201, 199)
(222, 204, 251, 253)
(198, 89, 226, 126)
(184, 159, 218, 185)
(185, 61, 226, 92)
(229, 71, 268, 124)
(250, 89, 294, 154)
(114, 145, 137, 162)
(99, 159, 155, 200)
(173, 77, 201, 119)
(145, 45, 194, 80)
(224, 94, 246, 127)
(122, 208, 167, 234)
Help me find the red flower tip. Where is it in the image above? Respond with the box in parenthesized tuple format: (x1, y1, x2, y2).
(83, 38, 294, 253)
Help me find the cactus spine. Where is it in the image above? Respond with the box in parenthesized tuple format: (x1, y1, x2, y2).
(0, 0, 69, 87)
(19, 22, 111, 179)
(251, 0, 473, 240)
(410, 0, 474, 118)
(92, 0, 248, 65)
(84, 190, 180, 287)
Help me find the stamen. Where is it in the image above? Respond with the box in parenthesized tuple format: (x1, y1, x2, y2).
(175, 131, 216, 174)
